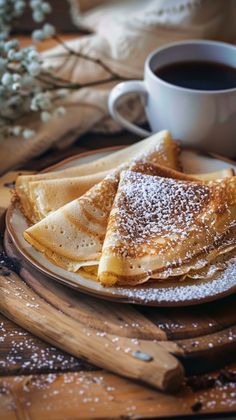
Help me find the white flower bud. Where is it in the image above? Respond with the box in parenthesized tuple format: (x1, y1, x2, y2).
(41, 111, 51, 122)
(1, 72, 13, 86)
(12, 82, 21, 91)
(12, 126, 22, 136)
(23, 129, 35, 139)
(56, 106, 66, 116)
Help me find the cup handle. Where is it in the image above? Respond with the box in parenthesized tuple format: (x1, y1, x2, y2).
(108, 80, 152, 137)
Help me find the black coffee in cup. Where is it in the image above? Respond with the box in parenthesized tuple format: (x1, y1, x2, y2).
(155, 61, 236, 91)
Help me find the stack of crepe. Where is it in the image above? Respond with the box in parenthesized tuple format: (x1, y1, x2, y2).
(15, 130, 236, 287)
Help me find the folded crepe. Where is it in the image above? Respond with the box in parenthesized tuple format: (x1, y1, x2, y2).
(19, 166, 235, 224)
(27, 170, 109, 222)
(23, 132, 187, 271)
(16, 130, 179, 222)
(81, 167, 236, 280)
(98, 171, 236, 286)
(185, 247, 236, 280)
(24, 159, 232, 273)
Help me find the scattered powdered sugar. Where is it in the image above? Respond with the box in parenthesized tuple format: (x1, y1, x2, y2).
(188, 248, 236, 280)
(0, 371, 120, 414)
(1, 369, 236, 416)
(0, 319, 91, 374)
(113, 252, 236, 303)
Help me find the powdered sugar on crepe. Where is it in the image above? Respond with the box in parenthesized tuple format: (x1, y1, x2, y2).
(113, 252, 236, 304)
(112, 171, 210, 247)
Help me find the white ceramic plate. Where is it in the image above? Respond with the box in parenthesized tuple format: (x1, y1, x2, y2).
(6, 147, 236, 307)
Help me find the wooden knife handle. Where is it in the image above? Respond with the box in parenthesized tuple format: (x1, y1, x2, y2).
(97, 334, 184, 391)
(0, 269, 184, 392)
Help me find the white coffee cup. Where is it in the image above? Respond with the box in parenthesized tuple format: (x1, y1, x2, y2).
(108, 40, 236, 157)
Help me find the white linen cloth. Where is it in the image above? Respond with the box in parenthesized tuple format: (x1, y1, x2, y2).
(0, 0, 235, 174)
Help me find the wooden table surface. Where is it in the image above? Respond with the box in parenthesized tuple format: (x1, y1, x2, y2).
(1, 36, 236, 419)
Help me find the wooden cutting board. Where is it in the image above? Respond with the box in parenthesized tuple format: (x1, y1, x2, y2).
(2, 225, 236, 383)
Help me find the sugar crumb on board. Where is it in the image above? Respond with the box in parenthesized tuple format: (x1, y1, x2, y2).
(0, 319, 93, 375)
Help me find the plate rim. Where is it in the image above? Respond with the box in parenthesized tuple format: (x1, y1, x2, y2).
(5, 146, 236, 307)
